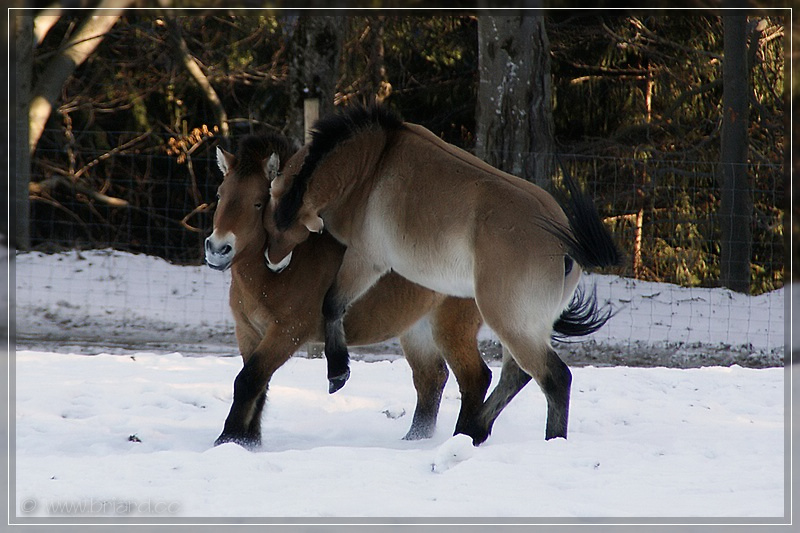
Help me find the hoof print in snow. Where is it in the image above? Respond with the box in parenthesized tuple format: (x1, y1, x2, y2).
(382, 407, 406, 420)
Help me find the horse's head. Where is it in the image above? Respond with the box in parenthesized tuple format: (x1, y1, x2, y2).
(205, 134, 295, 271)
(263, 146, 324, 273)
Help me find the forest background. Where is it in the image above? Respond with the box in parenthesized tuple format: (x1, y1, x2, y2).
(9, 3, 790, 296)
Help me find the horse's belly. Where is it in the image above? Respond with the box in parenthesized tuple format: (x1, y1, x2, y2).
(390, 247, 475, 298)
(416, 272, 474, 298)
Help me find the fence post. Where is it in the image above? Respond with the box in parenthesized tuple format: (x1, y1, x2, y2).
(719, 15, 752, 293)
(303, 98, 319, 144)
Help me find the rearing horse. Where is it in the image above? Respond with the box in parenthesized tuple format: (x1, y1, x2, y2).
(265, 105, 620, 440)
(205, 132, 497, 446)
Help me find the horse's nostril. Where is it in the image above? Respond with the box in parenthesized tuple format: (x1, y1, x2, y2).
(205, 238, 233, 257)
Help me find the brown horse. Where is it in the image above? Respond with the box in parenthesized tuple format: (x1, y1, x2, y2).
(204, 132, 495, 447)
(266, 105, 621, 441)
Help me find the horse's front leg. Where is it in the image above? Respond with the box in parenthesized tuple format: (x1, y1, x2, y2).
(322, 248, 387, 394)
(215, 330, 298, 448)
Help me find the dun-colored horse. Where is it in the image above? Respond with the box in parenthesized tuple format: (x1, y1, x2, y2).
(266, 105, 621, 441)
(205, 132, 496, 447)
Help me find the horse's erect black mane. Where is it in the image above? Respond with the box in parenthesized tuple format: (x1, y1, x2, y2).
(234, 132, 296, 179)
(274, 104, 405, 231)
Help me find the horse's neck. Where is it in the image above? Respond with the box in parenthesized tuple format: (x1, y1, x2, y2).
(307, 129, 391, 214)
(231, 251, 268, 283)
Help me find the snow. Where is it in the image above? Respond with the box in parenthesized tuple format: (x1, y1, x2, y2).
(9, 249, 790, 521)
(13, 352, 786, 519)
(14, 249, 785, 366)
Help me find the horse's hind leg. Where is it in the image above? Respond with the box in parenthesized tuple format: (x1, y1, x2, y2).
(500, 335, 571, 440)
(473, 248, 572, 441)
(430, 298, 492, 440)
(399, 319, 449, 440)
(540, 348, 572, 439)
(477, 307, 572, 441)
(463, 346, 532, 445)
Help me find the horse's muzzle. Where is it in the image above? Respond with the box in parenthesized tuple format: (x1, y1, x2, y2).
(205, 235, 234, 271)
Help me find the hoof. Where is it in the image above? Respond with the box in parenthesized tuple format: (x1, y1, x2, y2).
(214, 433, 260, 449)
(328, 369, 351, 394)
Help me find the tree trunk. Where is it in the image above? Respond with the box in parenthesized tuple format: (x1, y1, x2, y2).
(14, 14, 33, 250)
(33, 9, 61, 45)
(28, 3, 130, 154)
(718, 15, 752, 293)
(367, 16, 391, 103)
(474, 15, 554, 188)
(285, 16, 343, 143)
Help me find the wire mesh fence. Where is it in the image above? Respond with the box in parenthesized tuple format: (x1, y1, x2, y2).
(15, 128, 786, 361)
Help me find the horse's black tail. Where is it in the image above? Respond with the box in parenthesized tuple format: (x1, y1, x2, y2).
(546, 158, 623, 271)
(546, 158, 622, 340)
(552, 285, 614, 342)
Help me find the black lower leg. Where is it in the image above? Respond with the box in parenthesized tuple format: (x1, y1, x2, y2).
(244, 390, 267, 439)
(459, 357, 531, 446)
(541, 350, 572, 440)
(403, 359, 448, 441)
(322, 286, 351, 394)
(216, 361, 269, 448)
(453, 362, 493, 440)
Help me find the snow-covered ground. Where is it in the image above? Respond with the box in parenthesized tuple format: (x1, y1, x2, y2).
(9, 249, 791, 522)
(13, 352, 787, 519)
(14, 249, 786, 367)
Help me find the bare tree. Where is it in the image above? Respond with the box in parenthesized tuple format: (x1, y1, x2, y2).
(718, 15, 753, 293)
(28, 1, 132, 154)
(474, 15, 554, 187)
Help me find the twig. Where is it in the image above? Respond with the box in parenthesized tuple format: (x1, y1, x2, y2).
(73, 131, 151, 180)
(180, 202, 215, 233)
(31, 175, 128, 207)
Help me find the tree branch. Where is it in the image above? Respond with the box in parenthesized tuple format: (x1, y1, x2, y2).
(30, 175, 128, 207)
(663, 79, 722, 121)
(163, 15, 229, 136)
(73, 131, 151, 180)
(28, 0, 133, 155)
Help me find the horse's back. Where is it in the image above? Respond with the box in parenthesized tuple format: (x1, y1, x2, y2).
(364, 125, 572, 319)
(375, 126, 569, 276)
(400, 123, 568, 226)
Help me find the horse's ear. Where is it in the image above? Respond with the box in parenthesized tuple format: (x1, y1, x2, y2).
(265, 153, 280, 182)
(301, 213, 324, 234)
(216, 147, 235, 176)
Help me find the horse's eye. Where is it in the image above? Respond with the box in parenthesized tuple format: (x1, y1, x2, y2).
(255, 202, 263, 209)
